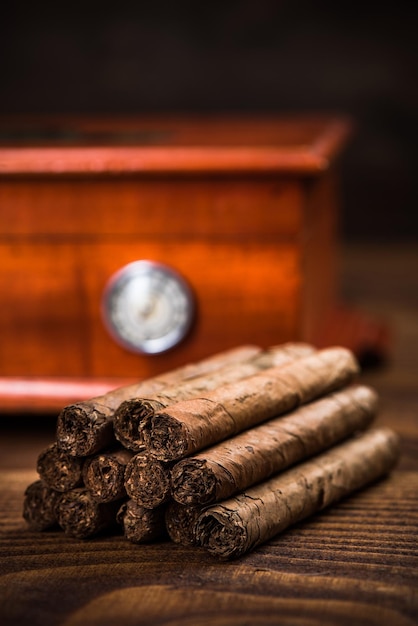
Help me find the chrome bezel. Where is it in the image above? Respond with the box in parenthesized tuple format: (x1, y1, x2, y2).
(101, 260, 195, 355)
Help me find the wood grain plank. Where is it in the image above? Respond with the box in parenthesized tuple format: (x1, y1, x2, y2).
(1, 469, 417, 626)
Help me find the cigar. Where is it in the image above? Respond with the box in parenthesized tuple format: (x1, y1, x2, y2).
(36, 442, 84, 492)
(124, 454, 172, 508)
(144, 347, 359, 462)
(56, 344, 262, 457)
(83, 448, 134, 502)
(196, 427, 400, 560)
(170, 385, 378, 505)
(56, 487, 122, 538)
(114, 343, 315, 452)
(22, 480, 62, 531)
(117, 500, 167, 543)
(164, 501, 203, 546)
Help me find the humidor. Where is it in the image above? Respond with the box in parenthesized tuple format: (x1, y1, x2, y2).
(0, 115, 384, 411)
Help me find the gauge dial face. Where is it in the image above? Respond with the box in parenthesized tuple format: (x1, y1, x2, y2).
(102, 261, 195, 354)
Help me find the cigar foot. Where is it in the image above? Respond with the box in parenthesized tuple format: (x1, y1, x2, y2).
(164, 501, 203, 546)
(23, 480, 62, 531)
(56, 403, 115, 456)
(37, 443, 84, 492)
(117, 500, 166, 543)
(114, 398, 165, 451)
(170, 459, 217, 505)
(197, 510, 246, 559)
(145, 413, 188, 461)
(83, 450, 132, 502)
(56, 488, 120, 538)
(125, 455, 171, 508)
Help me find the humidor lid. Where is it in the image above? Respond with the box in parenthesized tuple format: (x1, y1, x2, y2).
(0, 115, 351, 176)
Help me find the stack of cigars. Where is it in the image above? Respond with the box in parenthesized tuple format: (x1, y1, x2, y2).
(23, 343, 400, 560)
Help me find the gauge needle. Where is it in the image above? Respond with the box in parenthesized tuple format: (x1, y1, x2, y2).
(137, 296, 157, 320)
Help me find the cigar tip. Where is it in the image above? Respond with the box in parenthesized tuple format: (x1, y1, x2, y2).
(350, 384, 380, 410)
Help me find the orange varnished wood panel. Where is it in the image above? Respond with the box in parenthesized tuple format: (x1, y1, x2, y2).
(0, 240, 300, 377)
(0, 377, 135, 412)
(0, 242, 88, 375)
(86, 240, 301, 378)
(0, 177, 303, 238)
(301, 170, 340, 343)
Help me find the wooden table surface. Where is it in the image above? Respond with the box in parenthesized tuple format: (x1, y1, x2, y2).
(1, 243, 417, 626)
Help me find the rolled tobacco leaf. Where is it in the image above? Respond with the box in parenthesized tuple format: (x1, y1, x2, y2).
(36, 442, 84, 492)
(22, 479, 62, 531)
(56, 344, 262, 457)
(144, 347, 359, 462)
(196, 427, 400, 560)
(117, 499, 167, 543)
(113, 342, 315, 452)
(124, 454, 172, 509)
(56, 487, 122, 539)
(170, 384, 378, 505)
(164, 501, 203, 546)
(83, 448, 134, 502)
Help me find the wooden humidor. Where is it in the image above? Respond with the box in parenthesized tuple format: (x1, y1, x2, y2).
(0, 115, 361, 411)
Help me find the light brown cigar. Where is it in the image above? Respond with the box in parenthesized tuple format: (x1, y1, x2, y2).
(113, 343, 316, 452)
(36, 442, 84, 492)
(124, 454, 172, 508)
(22, 480, 62, 531)
(83, 448, 134, 502)
(56, 344, 261, 457)
(170, 385, 378, 505)
(144, 347, 359, 462)
(196, 427, 400, 560)
(164, 501, 203, 546)
(56, 487, 122, 538)
(117, 500, 167, 543)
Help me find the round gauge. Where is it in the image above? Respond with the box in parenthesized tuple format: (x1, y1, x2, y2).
(101, 260, 195, 355)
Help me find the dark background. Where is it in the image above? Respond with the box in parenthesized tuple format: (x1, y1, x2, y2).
(1, 0, 417, 242)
